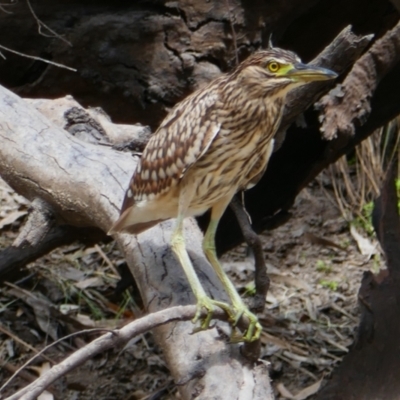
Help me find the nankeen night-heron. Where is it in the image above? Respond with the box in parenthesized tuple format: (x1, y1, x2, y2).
(109, 48, 337, 342)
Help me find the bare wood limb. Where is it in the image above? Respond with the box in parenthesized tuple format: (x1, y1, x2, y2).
(230, 195, 269, 313)
(274, 25, 374, 150)
(26, 0, 72, 47)
(3, 306, 271, 400)
(2, 305, 199, 400)
(318, 20, 400, 140)
(0, 26, 381, 399)
(1, 363, 58, 397)
(0, 328, 114, 394)
(13, 198, 54, 247)
(0, 225, 106, 283)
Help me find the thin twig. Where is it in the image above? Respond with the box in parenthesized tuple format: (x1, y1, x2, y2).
(26, 0, 72, 47)
(0, 328, 115, 394)
(225, 0, 239, 66)
(3, 305, 222, 400)
(0, 44, 76, 72)
(94, 244, 120, 277)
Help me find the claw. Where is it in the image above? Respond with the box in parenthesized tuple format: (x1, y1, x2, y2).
(231, 306, 262, 343)
(192, 296, 233, 331)
(190, 297, 262, 342)
(243, 319, 262, 342)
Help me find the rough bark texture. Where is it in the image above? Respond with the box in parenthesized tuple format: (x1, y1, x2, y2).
(318, 20, 400, 139)
(0, 225, 106, 284)
(0, 0, 397, 129)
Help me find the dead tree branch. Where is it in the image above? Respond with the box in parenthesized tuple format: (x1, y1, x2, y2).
(2, 306, 234, 400)
(318, 20, 400, 140)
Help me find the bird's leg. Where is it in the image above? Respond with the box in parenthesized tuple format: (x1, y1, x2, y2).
(203, 199, 262, 342)
(170, 192, 232, 332)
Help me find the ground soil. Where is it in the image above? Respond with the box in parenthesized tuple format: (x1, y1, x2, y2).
(0, 170, 382, 400)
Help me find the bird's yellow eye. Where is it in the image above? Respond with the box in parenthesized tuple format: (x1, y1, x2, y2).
(267, 61, 280, 73)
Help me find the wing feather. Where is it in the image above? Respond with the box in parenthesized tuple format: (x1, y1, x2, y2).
(119, 81, 223, 215)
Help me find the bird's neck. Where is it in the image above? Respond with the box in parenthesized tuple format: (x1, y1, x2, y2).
(217, 79, 287, 142)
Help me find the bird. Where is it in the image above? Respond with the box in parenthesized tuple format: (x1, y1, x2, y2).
(109, 47, 337, 342)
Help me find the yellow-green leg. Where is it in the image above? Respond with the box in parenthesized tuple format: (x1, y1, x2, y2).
(203, 199, 262, 342)
(170, 199, 232, 332)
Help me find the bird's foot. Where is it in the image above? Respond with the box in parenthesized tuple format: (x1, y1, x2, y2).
(230, 306, 262, 343)
(192, 296, 234, 333)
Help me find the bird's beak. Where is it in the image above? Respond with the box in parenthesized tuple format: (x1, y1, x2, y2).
(286, 63, 338, 82)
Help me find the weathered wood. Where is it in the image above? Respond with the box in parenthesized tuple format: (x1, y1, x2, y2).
(0, 24, 379, 397)
(2, 1, 397, 257)
(0, 224, 105, 284)
(230, 195, 269, 313)
(318, 20, 400, 140)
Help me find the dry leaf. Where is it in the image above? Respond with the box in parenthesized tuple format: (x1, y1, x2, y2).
(59, 304, 80, 314)
(0, 210, 27, 229)
(58, 266, 87, 281)
(277, 382, 294, 399)
(350, 225, 377, 258)
(16, 307, 24, 317)
(9, 288, 59, 341)
(74, 277, 103, 289)
(270, 273, 313, 292)
(38, 392, 54, 400)
(304, 297, 317, 320)
(28, 363, 54, 400)
(293, 378, 323, 400)
(75, 313, 97, 328)
(29, 362, 51, 376)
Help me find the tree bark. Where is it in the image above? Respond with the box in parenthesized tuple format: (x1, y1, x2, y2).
(0, 0, 397, 130)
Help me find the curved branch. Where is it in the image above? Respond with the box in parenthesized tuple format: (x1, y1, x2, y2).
(3, 306, 217, 400)
(318, 20, 400, 139)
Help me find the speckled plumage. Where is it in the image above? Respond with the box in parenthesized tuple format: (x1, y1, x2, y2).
(112, 48, 303, 234)
(110, 47, 337, 342)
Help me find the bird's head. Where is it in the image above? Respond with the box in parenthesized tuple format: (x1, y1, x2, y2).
(233, 48, 337, 97)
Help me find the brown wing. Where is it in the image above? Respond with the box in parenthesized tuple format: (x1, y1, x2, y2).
(119, 79, 224, 215)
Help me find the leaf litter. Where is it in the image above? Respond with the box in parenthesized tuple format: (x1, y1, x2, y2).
(0, 168, 386, 399)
